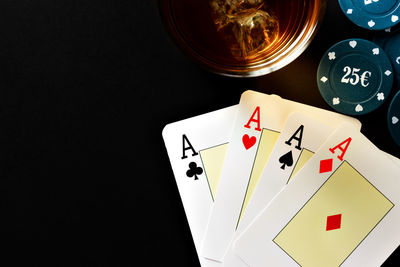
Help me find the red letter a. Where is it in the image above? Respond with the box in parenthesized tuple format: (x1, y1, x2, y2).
(244, 106, 261, 132)
(329, 137, 352, 161)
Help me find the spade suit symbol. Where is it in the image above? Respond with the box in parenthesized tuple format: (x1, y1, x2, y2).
(186, 162, 203, 180)
(279, 151, 294, 170)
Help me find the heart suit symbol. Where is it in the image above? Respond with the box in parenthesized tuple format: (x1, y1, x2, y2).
(242, 134, 257, 150)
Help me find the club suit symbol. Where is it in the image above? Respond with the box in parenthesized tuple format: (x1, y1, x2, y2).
(186, 162, 203, 180)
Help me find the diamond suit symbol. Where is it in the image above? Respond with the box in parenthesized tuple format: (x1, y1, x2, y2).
(326, 214, 342, 231)
(319, 158, 333, 174)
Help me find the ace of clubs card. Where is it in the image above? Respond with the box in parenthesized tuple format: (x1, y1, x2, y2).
(162, 105, 237, 267)
(234, 123, 400, 267)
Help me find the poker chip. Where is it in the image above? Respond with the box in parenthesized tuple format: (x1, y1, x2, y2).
(388, 90, 400, 146)
(373, 29, 400, 89)
(317, 39, 393, 115)
(338, 0, 400, 30)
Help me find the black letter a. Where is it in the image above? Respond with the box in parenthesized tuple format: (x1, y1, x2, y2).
(181, 134, 198, 159)
(285, 125, 304, 150)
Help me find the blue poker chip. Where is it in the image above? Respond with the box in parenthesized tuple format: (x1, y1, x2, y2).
(338, 0, 400, 30)
(388, 90, 400, 146)
(317, 39, 393, 115)
(373, 29, 400, 89)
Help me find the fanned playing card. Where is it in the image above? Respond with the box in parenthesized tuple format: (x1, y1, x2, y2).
(223, 112, 335, 267)
(234, 123, 400, 267)
(201, 90, 362, 262)
(162, 105, 237, 267)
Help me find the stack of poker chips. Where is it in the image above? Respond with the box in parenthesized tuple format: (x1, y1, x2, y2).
(316, 0, 400, 148)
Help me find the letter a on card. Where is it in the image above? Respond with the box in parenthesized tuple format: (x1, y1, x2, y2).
(242, 106, 261, 150)
(244, 106, 262, 131)
(329, 137, 352, 161)
(319, 137, 352, 174)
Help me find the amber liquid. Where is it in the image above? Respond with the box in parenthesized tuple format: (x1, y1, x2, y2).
(162, 0, 322, 73)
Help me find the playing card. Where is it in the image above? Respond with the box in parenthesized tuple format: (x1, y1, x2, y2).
(223, 112, 335, 266)
(384, 152, 400, 168)
(201, 90, 362, 262)
(162, 105, 237, 267)
(234, 123, 400, 267)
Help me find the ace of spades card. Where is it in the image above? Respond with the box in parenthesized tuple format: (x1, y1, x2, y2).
(201, 90, 361, 262)
(162, 105, 237, 267)
(234, 123, 400, 267)
(223, 112, 335, 267)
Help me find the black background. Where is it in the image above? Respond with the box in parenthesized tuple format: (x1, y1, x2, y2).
(0, 0, 399, 266)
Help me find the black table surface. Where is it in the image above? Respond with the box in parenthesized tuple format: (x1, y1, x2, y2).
(0, 0, 399, 265)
